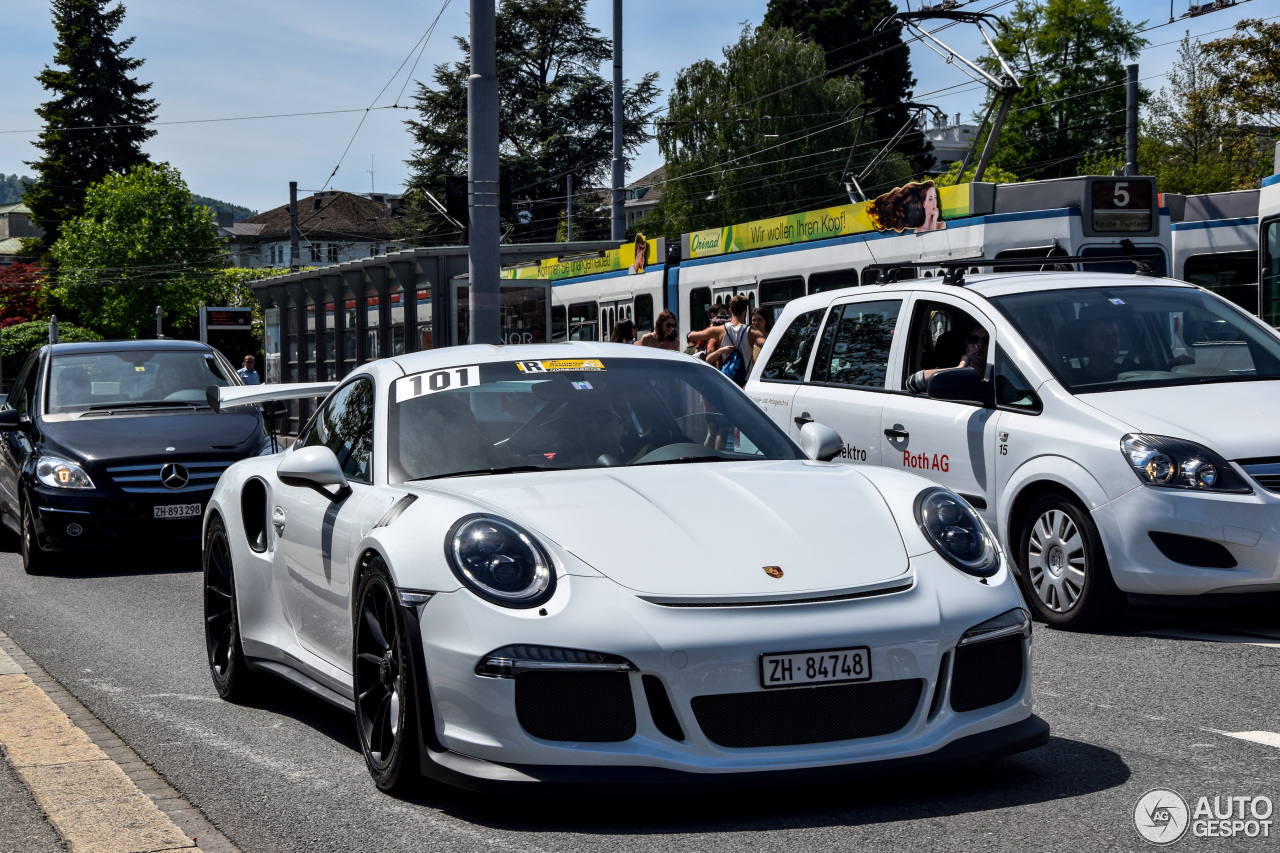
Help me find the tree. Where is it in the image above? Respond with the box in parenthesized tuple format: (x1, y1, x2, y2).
(935, 161, 1022, 186)
(1203, 19, 1280, 135)
(23, 0, 157, 262)
(978, 0, 1146, 180)
(654, 24, 911, 238)
(402, 0, 659, 244)
(0, 263, 47, 328)
(1, 175, 35, 206)
(763, 0, 931, 173)
(50, 163, 224, 339)
(1, 320, 101, 371)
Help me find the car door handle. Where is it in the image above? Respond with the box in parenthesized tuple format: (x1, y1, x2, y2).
(883, 428, 910, 439)
(272, 507, 286, 533)
(793, 412, 814, 427)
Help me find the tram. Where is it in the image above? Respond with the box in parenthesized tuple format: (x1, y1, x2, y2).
(1166, 188, 1259, 316)
(1260, 163, 1280, 328)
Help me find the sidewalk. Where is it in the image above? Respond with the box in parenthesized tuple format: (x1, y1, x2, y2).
(0, 739, 65, 853)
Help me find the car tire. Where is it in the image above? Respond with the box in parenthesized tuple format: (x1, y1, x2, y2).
(21, 500, 51, 576)
(353, 554, 419, 793)
(1017, 493, 1121, 630)
(203, 516, 258, 700)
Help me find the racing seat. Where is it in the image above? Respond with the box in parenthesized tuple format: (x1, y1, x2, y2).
(398, 394, 492, 479)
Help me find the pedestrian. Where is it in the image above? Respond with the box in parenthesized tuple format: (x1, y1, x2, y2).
(237, 355, 261, 385)
(750, 307, 770, 362)
(690, 301, 730, 364)
(638, 310, 680, 350)
(609, 318, 637, 344)
(688, 294, 765, 386)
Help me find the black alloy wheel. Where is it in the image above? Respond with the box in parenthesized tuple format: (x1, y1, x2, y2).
(1017, 493, 1121, 630)
(204, 517, 257, 700)
(21, 500, 49, 575)
(354, 555, 419, 792)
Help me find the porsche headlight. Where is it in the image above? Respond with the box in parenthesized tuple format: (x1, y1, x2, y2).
(446, 515, 555, 607)
(914, 488, 999, 577)
(36, 456, 95, 490)
(1121, 434, 1251, 493)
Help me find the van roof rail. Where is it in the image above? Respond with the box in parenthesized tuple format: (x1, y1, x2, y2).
(865, 253, 1160, 287)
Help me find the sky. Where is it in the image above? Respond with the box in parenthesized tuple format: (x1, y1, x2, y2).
(0, 0, 1267, 216)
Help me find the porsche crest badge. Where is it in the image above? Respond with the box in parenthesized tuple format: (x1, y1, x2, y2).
(763, 566, 784, 579)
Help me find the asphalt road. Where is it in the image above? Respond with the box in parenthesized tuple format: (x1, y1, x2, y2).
(1, 544, 1278, 853)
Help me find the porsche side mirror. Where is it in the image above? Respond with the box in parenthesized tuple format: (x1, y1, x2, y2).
(277, 445, 351, 500)
(799, 422, 843, 462)
(927, 367, 988, 406)
(0, 408, 25, 432)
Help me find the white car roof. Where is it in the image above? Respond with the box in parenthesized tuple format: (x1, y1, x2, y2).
(776, 272, 1196, 316)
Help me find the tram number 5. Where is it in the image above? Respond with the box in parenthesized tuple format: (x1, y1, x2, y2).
(394, 364, 480, 402)
(1112, 182, 1129, 207)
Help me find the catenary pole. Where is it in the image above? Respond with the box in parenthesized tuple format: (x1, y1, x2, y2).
(469, 0, 500, 344)
(289, 181, 300, 271)
(1125, 64, 1139, 177)
(610, 0, 624, 241)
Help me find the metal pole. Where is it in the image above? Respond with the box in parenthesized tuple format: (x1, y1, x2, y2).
(154, 307, 162, 339)
(973, 90, 1014, 183)
(289, 181, 300, 271)
(566, 174, 573, 243)
(1125, 64, 1139, 177)
(198, 305, 207, 343)
(610, 0, 624, 241)
(468, 0, 501, 344)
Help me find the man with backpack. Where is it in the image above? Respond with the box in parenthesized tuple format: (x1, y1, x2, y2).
(687, 294, 766, 387)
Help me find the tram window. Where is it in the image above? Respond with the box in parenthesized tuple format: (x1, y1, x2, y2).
(1080, 245, 1167, 277)
(1184, 251, 1259, 316)
(810, 268, 860, 293)
(690, 287, 712, 332)
(761, 309, 824, 383)
(759, 276, 804, 311)
(1264, 218, 1280, 328)
(634, 294, 654, 332)
(993, 246, 1069, 272)
(568, 302, 598, 341)
(551, 305, 567, 342)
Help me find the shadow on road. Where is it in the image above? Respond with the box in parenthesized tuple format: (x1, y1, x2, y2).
(34, 548, 203, 578)
(407, 735, 1128, 831)
(228, 675, 362, 755)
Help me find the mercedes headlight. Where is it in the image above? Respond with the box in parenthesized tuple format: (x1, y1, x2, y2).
(445, 515, 555, 607)
(1121, 434, 1250, 494)
(914, 488, 999, 577)
(36, 456, 94, 489)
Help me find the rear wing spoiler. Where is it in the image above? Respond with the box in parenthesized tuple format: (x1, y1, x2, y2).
(207, 381, 338, 414)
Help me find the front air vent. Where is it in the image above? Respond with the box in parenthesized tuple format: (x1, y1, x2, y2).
(642, 675, 685, 742)
(514, 671, 636, 742)
(1238, 458, 1280, 494)
(950, 635, 1023, 713)
(1148, 531, 1237, 569)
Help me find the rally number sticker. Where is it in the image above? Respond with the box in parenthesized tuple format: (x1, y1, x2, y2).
(394, 365, 480, 402)
(515, 359, 605, 373)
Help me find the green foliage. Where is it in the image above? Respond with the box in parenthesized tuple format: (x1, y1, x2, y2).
(656, 25, 905, 238)
(50, 163, 224, 339)
(980, 0, 1146, 180)
(1, 320, 101, 372)
(935, 161, 1022, 186)
(1203, 19, 1280, 134)
(403, 0, 659, 244)
(190, 194, 256, 222)
(23, 0, 157, 262)
(0, 175, 35, 206)
(763, 0, 932, 173)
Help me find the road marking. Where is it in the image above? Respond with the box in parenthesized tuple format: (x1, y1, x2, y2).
(1140, 628, 1280, 648)
(1218, 730, 1280, 749)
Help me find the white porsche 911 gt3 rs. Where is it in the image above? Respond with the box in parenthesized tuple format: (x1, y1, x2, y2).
(202, 343, 1048, 793)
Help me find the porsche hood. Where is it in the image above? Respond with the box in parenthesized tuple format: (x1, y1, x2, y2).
(417, 460, 911, 598)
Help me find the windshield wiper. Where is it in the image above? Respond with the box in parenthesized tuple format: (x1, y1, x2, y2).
(86, 400, 206, 411)
(412, 465, 556, 481)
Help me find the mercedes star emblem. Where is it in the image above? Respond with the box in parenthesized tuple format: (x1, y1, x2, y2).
(160, 463, 190, 489)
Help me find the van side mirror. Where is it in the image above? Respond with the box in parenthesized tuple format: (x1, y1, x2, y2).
(0, 408, 25, 431)
(799, 422, 843, 462)
(277, 445, 351, 500)
(927, 368, 988, 406)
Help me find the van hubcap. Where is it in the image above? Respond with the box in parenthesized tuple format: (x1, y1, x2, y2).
(1027, 509, 1086, 613)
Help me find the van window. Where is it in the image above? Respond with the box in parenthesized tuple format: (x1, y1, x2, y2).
(813, 300, 901, 389)
(903, 300, 985, 386)
(760, 309, 824, 383)
(994, 347, 1041, 412)
(1264, 217, 1280, 327)
(1184, 251, 1259, 317)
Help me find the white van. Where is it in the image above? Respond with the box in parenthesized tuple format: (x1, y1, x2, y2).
(746, 271, 1280, 628)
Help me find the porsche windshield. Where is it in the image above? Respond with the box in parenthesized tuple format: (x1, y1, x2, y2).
(389, 357, 803, 481)
(990, 285, 1280, 393)
(47, 350, 235, 413)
